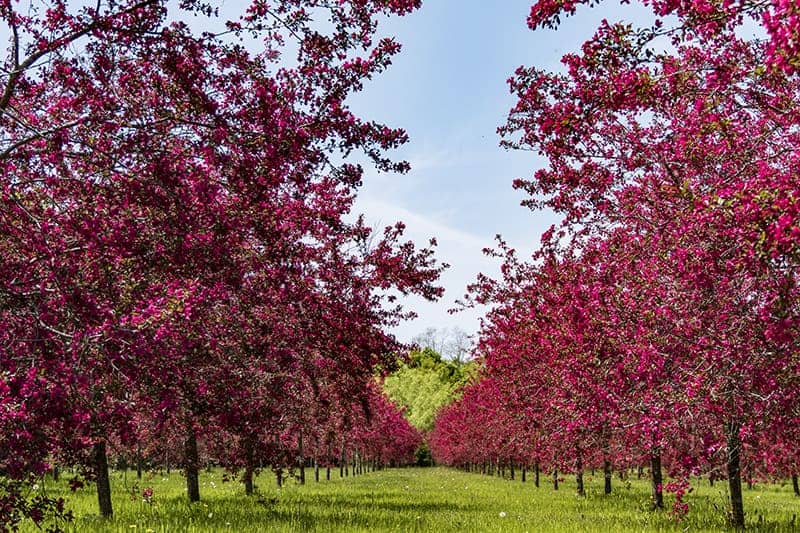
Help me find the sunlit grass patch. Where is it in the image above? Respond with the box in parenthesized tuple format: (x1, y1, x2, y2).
(18, 467, 800, 532)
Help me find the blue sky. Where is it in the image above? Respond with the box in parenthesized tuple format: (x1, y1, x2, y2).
(347, 1, 652, 342)
(2, 1, 645, 344)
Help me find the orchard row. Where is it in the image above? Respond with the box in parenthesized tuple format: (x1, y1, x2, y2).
(431, 0, 800, 529)
(0, 1, 435, 530)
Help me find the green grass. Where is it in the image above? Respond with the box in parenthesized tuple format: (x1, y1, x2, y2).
(20, 467, 800, 532)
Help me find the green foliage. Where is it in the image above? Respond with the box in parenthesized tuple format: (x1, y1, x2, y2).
(382, 348, 473, 431)
(18, 467, 800, 532)
(414, 442, 433, 467)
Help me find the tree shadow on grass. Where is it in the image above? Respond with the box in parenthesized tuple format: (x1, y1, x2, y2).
(90, 491, 485, 533)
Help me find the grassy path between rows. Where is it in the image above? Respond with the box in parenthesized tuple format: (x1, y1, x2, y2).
(22, 466, 799, 532)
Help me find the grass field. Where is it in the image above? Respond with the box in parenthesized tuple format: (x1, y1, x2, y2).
(20, 466, 799, 532)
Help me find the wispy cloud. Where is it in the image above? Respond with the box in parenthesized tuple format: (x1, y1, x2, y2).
(353, 194, 500, 343)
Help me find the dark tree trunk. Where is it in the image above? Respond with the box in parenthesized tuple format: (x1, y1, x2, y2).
(297, 431, 305, 485)
(136, 442, 143, 480)
(575, 449, 585, 497)
(94, 441, 113, 517)
(522, 466, 526, 483)
(275, 467, 283, 488)
(637, 465, 643, 479)
(52, 465, 60, 482)
(534, 461, 540, 487)
(244, 467, 254, 495)
(510, 461, 515, 481)
(650, 450, 664, 510)
(553, 468, 559, 490)
(165, 449, 170, 475)
(792, 473, 799, 496)
(726, 422, 745, 528)
(185, 427, 200, 503)
(603, 457, 612, 495)
(314, 457, 320, 483)
(243, 438, 255, 495)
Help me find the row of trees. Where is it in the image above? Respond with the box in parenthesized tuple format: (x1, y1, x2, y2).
(0, 1, 438, 529)
(432, 0, 800, 528)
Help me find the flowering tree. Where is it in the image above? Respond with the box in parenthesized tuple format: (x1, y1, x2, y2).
(432, 0, 800, 527)
(1, 0, 443, 525)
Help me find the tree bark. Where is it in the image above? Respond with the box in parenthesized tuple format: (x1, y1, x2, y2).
(603, 457, 612, 495)
(94, 441, 113, 517)
(243, 438, 255, 495)
(185, 427, 200, 503)
(792, 473, 799, 497)
(314, 457, 320, 483)
(601, 426, 612, 495)
(522, 466, 526, 483)
(136, 442, 143, 480)
(553, 468, 559, 490)
(534, 461, 540, 487)
(650, 450, 664, 510)
(576, 450, 585, 497)
(510, 461, 515, 481)
(297, 431, 305, 485)
(726, 421, 745, 528)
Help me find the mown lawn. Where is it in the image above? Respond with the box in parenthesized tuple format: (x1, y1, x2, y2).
(20, 466, 800, 532)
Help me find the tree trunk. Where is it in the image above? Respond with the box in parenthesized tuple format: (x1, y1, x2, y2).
(243, 438, 255, 495)
(576, 450, 585, 497)
(510, 461, 515, 481)
(603, 457, 612, 495)
(185, 427, 200, 503)
(136, 442, 143, 480)
(165, 449, 170, 475)
(297, 431, 305, 485)
(726, 422, 745, 528)
(94, 441, 113, 517)
(52, 465, 60, 482)
(275, 467, 283, 488)
(244, 466, 254, 495)
(534, 461, 540, 488)
(792, 473, 799, 496)
(522, 466, 526, 483)
(326, 443, 332, 481)
(650, 450, 664, 510)
(553, 468, 559, 490)
(314, 457, 320, 483)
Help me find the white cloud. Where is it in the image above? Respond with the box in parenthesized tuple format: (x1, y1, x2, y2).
(354, 194, 500, 343)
